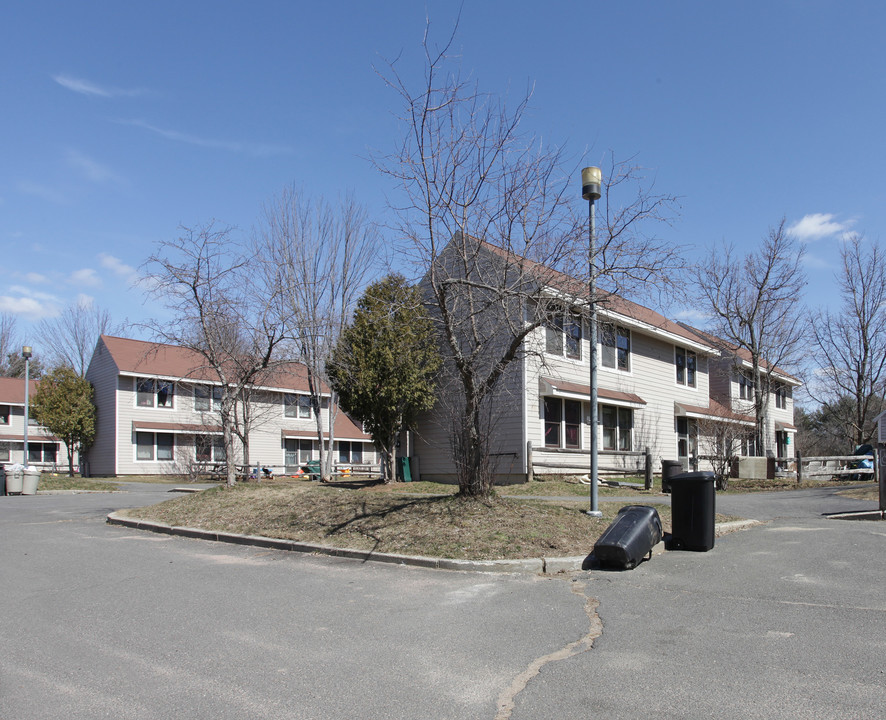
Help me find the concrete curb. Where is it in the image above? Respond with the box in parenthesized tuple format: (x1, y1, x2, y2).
(106, 512, 758, 574)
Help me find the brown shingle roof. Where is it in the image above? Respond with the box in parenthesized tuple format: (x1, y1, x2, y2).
(475, 238, 718, 352)
(0, 377, 39, 405)
(98, 335, 323, 393)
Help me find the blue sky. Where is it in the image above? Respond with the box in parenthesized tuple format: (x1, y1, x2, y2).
(2, 1, 883, 352)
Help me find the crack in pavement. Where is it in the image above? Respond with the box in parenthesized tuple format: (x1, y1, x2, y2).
(494, 578, 602, 720)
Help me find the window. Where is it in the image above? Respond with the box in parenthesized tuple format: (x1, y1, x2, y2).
(601, 405, 632, 451)
(195, 435, 225, 462)
(338, 441, 364, 464)
(136, 432, 175, 462)
(285, 438, 314, 466)
(544, 397, 582, 449)
(600, 324, 630, 371)
(738, 373, 752, 400)
(546, 311, 582, 360)
(741, 435, 757, 457)
(675, 348, 697, 387)
(28, 442, 57, 464)
(284, 394, 312, 419)
(0, 442, 10, 462)
(194, 385, 222, 411)
(774, 384, 788, 409)
(156, 433, 174, 461)
(0, 404, 9, 425)
(136, 378, 175, 409)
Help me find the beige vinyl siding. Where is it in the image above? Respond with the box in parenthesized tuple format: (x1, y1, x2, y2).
(528, 323, 715, 469)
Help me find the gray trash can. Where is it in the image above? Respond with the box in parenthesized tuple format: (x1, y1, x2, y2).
(669, 471, 716, 551)
(7, 466, 24, 494)
(661, 460, 682, 493)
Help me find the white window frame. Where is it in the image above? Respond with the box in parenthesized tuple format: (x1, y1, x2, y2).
(675, 347, 697, 388)
(545, 310, 583, 361)
(543, 396, 583, 449)
(600, 324, 631, 372)
(135, 378, 175, 409)
(194, 385, 222, 412)
(601, 404, 633, 451)
(135, 432, 175, 462)
(284, 393, 312, 419)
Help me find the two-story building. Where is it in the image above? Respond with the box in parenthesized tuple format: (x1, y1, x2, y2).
(410, 236, 798, 483)
(0, 377, 72, 469)
(84, 335, 374, 476)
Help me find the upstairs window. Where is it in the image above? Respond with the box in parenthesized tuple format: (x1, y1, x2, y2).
(774, 384, 789, 409)
(0, 404, 9, 425)
(600, 324, 630, 371)
(675, 347, 697, 387)
(738, 373, 752, 400)
(136, 378, 175, 409)
(194, 385, 222, 411)
(545, 311, 582, 360)
(284, 393, 312, 419)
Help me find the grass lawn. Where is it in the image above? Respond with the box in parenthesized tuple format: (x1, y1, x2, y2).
(120, 477, 753, 561)
(836, 484, 882, 501)
(37, 475, 122, 492)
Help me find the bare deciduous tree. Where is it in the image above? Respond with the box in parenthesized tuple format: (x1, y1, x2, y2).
(805, 234, 886, 448)
(0, 312, 20, 376)
(690, 220, 806, 456)
(257, 188, 379, 481)
(142, 222, 286, 485)
(375, 29, 681, 498)
(38, 298, 119, 376)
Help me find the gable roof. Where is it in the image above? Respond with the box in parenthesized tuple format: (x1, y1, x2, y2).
(95, 335, 325, 394)
(473, 237, 719, 354)
(0, 377, 39, 405)
(676, 323, 801, 385)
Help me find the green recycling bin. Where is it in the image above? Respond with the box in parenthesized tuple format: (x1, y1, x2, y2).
(397, 457, 412, 482)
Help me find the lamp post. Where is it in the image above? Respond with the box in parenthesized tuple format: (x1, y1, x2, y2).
(22, 345, 32, 467)
(581, 167, 603, 517)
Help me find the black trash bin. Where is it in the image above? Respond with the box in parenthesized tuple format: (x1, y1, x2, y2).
(661, 460, 682, 493)
(594, 505, 663, 570)
(669, 471, 716, 551)
(0, 466, 5, 496)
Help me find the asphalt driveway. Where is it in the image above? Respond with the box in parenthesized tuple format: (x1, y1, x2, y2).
(1, 482, 883, 719)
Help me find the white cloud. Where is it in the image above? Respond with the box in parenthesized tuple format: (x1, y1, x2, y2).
(75, 293, 95, 307)
(117, 118, 293, 157)
(99, 253, 140, 285)
(0, 286, 63, 319)
(787, 213, 854, 242)
(673, 308, 710, 325)
(69, 268, 102, 288)
(52, 74, 145, 98)
(65, 149, 122, 185)
(25, 272, 48, 284)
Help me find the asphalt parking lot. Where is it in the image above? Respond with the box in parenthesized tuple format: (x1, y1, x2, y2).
(1, 482, 883, 719)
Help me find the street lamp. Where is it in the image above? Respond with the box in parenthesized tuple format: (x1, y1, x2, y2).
(22, 345, 32, 467)
(581, 167, 603, 517)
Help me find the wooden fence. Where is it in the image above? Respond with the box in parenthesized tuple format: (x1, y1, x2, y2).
(526, 441, 654, 489)
(794, 452, 878, 484)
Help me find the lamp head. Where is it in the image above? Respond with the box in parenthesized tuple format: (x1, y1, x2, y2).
(581, 166, 602, 201)
(22, 345, 32, 360)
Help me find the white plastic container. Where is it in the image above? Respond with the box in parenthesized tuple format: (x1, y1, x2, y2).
(6, 464, 24, 494)
(21, 467, 41, 495)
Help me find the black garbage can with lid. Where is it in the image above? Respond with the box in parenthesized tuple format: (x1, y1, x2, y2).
(660, 460, 682, 493)
(669, 471, 716, 551)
